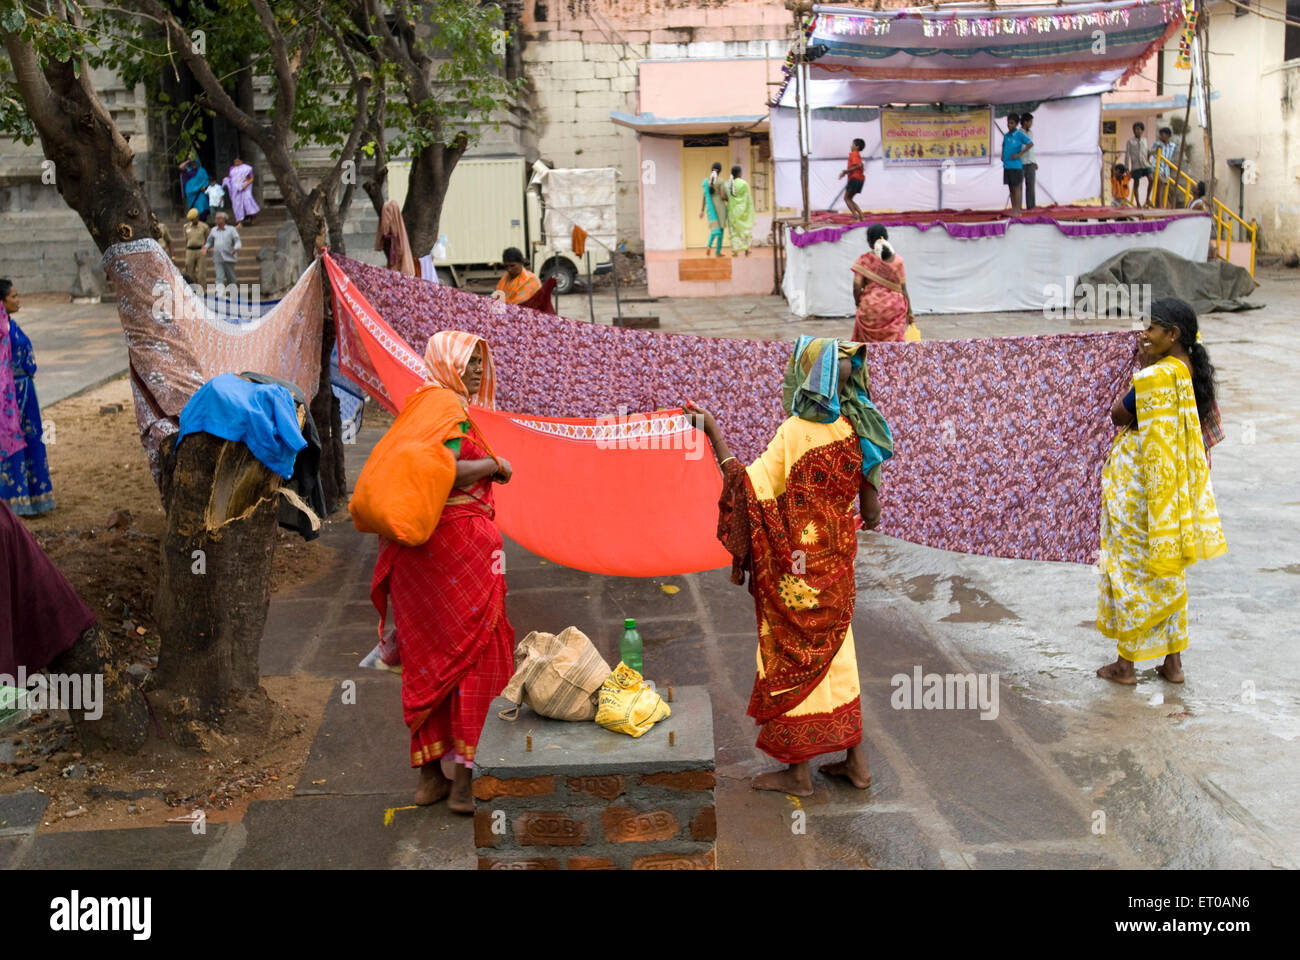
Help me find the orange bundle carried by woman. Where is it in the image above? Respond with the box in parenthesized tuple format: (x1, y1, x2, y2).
(348, 383, 468, 546)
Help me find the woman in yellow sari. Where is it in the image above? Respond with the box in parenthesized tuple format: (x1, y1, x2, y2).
(1096, 298, 1226, 685)
(686, 336, 893, 796)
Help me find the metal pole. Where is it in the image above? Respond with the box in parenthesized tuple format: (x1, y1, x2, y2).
(586, 251, 595, 324)
(1170, 52, 1195, 209)
(1199, 16, 1216, 208)
(796, 62, 810, 227)
(612, 248, 623, 325)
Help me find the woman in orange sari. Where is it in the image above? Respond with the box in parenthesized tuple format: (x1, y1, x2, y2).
(369, 331, 515, 813)
(686, 336, 893, 796)
(851, 225, 914, 343)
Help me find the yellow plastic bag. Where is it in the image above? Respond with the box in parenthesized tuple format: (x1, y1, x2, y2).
(594, 662, 670, 738)
(905, 321, 922, 342)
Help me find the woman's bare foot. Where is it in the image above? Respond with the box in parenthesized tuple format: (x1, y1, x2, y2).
(752, 762, 813, 797)
(448, 764, 474, 814)
(1097, 657, 1138, 684)
(821, 743, 871, 789)
(1156, 653, 1185, 683)
(414, 762, 451, 805)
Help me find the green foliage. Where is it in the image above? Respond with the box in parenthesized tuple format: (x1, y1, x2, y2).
(0, 0, 523, 166)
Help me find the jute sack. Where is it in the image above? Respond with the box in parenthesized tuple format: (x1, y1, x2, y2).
(498, 627, 612, 722)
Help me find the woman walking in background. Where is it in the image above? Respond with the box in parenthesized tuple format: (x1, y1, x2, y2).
(726, 165, 755, 257)
(223, 156, 261, 226)
(367, 331, 514, 812)
(1096, 298, 1225, 685)
(700, 161, 728, 257)
(686, 336, 892, 796)
(179, 158, 211, 222)
(0, 281, 54, 516)
(851, 225, 914, 342)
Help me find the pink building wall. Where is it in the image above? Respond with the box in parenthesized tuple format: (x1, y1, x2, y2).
(639, 57, 781, 118)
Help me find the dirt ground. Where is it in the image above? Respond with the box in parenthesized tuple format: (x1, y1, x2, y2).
(3, 376, 344, 831)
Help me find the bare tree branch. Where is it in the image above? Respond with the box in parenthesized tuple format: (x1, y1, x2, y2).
(248, 0, 297, 139)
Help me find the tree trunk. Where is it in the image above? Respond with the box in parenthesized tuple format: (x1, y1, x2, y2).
(152, 433, 280, 717)
(1, 33, 156, 249)
(403, 136, 469, 257)
(48, 626, 151, 754)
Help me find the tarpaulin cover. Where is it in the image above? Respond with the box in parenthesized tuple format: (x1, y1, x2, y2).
(540, 168, 617, 258)
(1074, 248, 1262, 315)
(324, 252, 1139, 572)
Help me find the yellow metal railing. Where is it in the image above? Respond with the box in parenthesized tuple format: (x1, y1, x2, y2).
(1153, 154, 1257, 277)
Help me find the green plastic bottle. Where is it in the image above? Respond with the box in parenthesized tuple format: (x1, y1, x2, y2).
(619, 617, 643, 674)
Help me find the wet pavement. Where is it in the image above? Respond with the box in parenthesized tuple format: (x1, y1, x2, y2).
(6, 269, 1298, 869)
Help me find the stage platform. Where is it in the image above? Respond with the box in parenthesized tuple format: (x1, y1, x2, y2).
(780, 206, 1213, 317)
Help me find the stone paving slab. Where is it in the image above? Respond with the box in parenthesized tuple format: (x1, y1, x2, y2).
(0, 835, 29, 869)
(0, 788, 49, 836)
(294, 673, 408, 798)
(233, 793, 472, 870)
(19, 823, 237, 869)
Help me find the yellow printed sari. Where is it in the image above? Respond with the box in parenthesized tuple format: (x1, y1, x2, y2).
(1098, 356, 1226, 661)
(720, 416, 864, 763)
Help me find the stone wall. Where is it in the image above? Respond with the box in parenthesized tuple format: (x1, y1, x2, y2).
(0, 67, 151, 293)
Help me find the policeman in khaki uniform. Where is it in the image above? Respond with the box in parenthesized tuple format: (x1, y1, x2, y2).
(183, 208, 210, 285)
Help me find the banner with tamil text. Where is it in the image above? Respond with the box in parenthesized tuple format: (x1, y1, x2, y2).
(881, 108, 992, 167)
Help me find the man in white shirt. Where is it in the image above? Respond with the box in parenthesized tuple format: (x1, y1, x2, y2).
(1020, 111, 1038, 210)
(1124, 122, 1152, 206)
(203, 212, 241, 287)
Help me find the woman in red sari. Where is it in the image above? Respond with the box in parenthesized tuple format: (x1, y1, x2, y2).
(851, 225, 915, 343)
(369, 331, 514, 813)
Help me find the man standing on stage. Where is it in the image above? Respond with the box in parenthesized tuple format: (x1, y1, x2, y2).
(1125, 122, 1152, 207)
(1001, 113, 1032, 215)
(1150, 126, 1178, 207)
(1019, 112, 1038, 210)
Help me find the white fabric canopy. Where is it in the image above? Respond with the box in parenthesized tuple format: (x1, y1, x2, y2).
(773, 96, 1103, 211)
(781, 216, 1213, 317)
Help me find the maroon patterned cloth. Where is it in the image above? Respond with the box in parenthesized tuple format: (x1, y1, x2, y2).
(1, 499, 95, 675)
(336, 255, 1137, 564)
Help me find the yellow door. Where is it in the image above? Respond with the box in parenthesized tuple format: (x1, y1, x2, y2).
(682, 146, 730, 249)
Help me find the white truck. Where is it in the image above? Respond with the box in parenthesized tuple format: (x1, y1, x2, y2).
(389, 156, 615, 293)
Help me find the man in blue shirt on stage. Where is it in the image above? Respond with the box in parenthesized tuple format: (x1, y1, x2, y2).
(1001, 112, 1033, 215)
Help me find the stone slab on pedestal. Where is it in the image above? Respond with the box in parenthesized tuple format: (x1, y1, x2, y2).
(474, 686, 715, 870)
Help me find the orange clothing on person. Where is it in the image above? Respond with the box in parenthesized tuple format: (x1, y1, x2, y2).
(1110, 173, 1132, 205)
(496, 268, 542, 305)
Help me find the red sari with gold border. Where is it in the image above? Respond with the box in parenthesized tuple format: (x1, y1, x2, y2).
(370, 430, 515, 767)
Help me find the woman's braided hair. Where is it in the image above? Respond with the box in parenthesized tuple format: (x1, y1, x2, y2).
(1150, 297, 1217, 420)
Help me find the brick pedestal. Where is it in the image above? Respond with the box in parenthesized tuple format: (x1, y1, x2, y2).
(473, 686, 715, 870)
